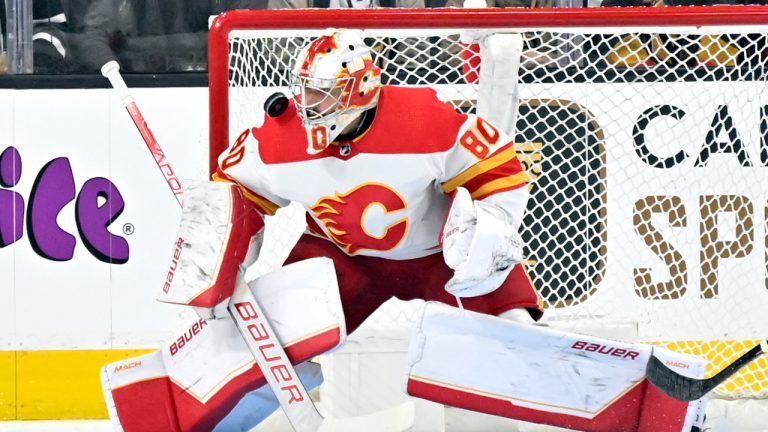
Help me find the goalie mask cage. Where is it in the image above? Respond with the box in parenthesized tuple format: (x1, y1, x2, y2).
(209, 6, 768, 426)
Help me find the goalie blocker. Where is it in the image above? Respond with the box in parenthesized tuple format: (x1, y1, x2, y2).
(406, 303, 707, 432)
(157, 180, 265, 317)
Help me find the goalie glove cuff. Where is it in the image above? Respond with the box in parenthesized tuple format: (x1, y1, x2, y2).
(442, 187, 524, 298)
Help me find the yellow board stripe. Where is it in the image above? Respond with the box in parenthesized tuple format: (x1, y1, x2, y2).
(0, 352, 15, 420)
(1, 349, 152, 420)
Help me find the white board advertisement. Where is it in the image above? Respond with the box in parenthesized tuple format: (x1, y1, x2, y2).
(1, 80, 767, 351)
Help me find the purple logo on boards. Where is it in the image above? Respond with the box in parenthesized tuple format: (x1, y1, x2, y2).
(0, 146, 129, 264)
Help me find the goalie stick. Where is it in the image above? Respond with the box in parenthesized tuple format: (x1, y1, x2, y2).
(101, 61, 414, 432)
(101, 62, 184, 206)
(647, 340, 768, 401)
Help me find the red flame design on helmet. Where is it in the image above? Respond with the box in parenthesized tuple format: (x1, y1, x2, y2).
(338, 58, 381, 111)
(299, 35, 340, 77)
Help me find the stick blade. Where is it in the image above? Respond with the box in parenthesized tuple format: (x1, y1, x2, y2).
(646, 342, 765, 401)
(646, 355, 708, 401)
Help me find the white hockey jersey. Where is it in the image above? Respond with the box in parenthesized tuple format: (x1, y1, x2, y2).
(216, 86, 528, 260)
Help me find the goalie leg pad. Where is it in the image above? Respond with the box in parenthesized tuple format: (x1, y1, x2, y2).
(405, 302, 705, 432)
(103, 345, 322, 432)
(103, 258, 344, 432)
(157, 180, 264, 310)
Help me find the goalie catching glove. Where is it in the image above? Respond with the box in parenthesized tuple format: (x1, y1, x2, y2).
(441, 187, 524, 297)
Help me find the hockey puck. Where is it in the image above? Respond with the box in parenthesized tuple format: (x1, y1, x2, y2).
(265, 93, 289, 117)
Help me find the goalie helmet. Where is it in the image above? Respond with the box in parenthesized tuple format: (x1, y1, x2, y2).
(292, 29, 382, 154)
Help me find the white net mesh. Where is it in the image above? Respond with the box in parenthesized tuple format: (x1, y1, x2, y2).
(215, 19, 768, 411)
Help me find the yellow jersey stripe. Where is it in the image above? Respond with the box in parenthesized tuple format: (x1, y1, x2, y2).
(469, 172, 529, 200)
(442, 144, 519, 194)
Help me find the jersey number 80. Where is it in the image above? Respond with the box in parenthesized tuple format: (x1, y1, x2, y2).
(459, 118, 501, 159)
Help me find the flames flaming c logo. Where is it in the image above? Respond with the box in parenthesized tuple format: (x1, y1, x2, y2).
(310, 183, 408, 255)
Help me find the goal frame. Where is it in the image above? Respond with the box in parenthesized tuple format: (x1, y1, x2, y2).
(208, 5, 768, 174)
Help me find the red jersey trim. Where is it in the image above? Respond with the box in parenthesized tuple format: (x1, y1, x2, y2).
(255, 86, 468, 164)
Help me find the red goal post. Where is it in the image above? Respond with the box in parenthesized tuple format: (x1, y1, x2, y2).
(208, 6, 768, 404)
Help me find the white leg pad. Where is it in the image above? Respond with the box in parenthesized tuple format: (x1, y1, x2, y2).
(102, 257, 345, 432)
(405, 302, 706, 432)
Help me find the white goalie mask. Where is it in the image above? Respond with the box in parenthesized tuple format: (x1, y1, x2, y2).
(292, 29, 382, 154)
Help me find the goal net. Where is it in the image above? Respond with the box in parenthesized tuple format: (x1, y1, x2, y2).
(208, 6, 768, 423)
